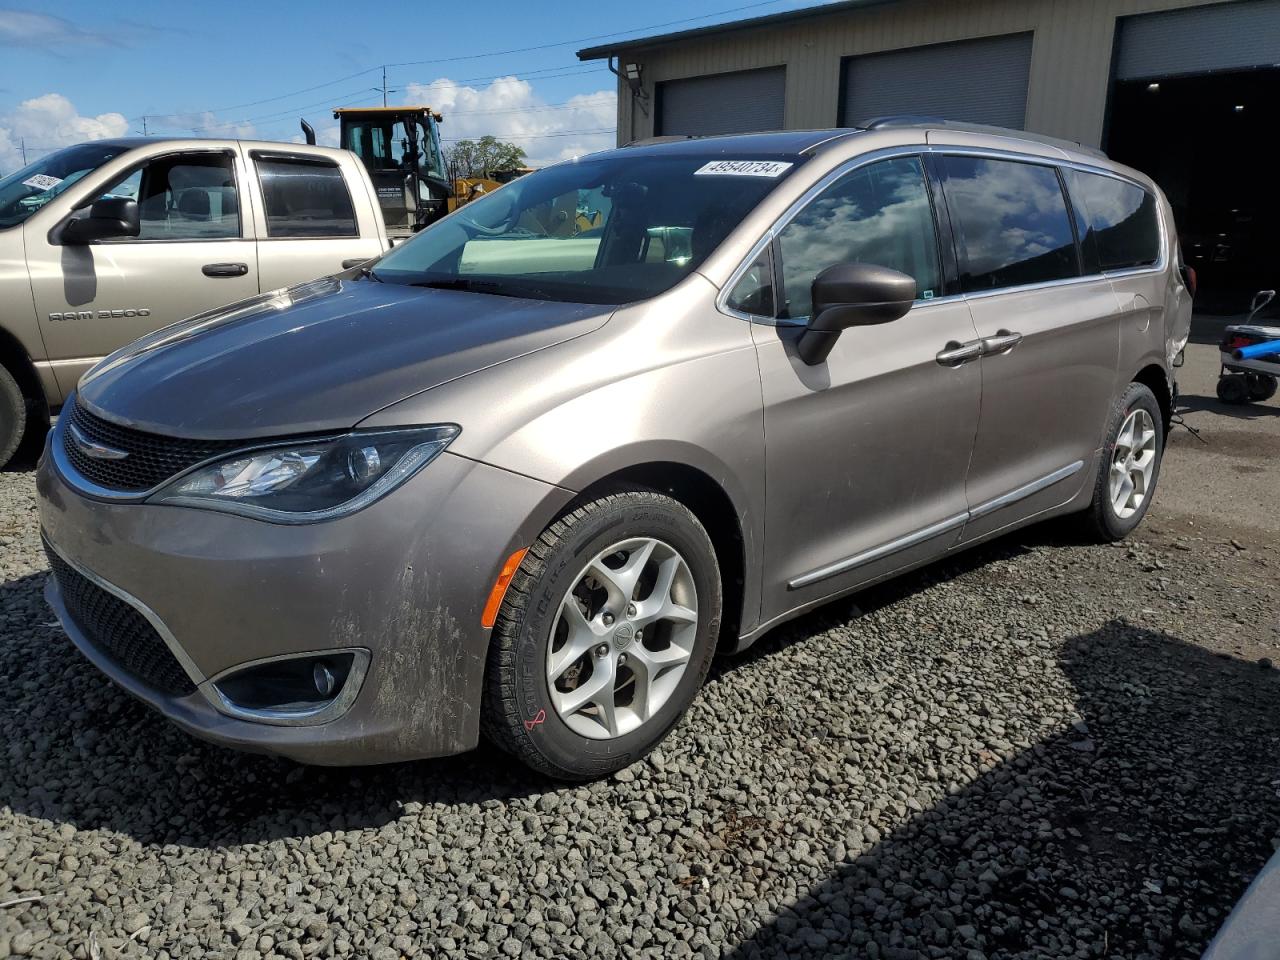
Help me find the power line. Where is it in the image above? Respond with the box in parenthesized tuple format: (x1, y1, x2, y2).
(123, 1, 791, 130)
(385, 0, 791, 66)
(440, 127, 616, 143)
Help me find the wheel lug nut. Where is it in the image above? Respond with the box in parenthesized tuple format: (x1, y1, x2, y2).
(626, 604, 636, 617)
(618, 653, 628, 666)
(635, 630, 643, 641)
(595, 644, 609, 658)
(602, 613, 614, 626)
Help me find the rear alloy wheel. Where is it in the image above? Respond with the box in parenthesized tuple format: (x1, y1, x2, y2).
(482, 490, 721, 781)
(1078, 381, 1164, 542)
(0, 364, 27, 470)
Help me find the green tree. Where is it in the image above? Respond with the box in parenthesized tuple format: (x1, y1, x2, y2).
(446, 136, 528, 179)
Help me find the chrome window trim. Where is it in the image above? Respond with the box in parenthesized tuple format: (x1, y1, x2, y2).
(43, 533, 207, 685)
(201, 648, 371, 726)
(715, 142, 1169, 325)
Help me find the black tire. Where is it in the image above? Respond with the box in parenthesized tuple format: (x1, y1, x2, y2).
(0, 364, 26, 470)
(1247, 373, 1277, 402)
(1216, 375, 1251, 405)
(1077, 381, 1164, 543)
(482, 489, 722, 781)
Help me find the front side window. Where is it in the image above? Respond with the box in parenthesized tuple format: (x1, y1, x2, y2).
(942, 156, 1078, 292)
(257, 158, 358, 238)
(0, 142, 129, 230)
(372, 153, 801, 305)
(97, 153, 240, 241)
(776, 156, 941, 320)
(725, 250, 775, 317)
(1066, 170, 1160, 272)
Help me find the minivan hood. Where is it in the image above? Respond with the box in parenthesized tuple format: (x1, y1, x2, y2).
(77, 277, 613, 439)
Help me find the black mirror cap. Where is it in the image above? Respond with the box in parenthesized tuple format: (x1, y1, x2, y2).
(62, 197, 141, 244)
(797, 262, 917, 365)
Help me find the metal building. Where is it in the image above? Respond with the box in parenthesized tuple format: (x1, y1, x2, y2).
(579, 0, 1280, 310)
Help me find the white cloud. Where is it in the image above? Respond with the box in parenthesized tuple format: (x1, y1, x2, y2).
(0, 93, 127, 175)
(403, 76, 616, 167)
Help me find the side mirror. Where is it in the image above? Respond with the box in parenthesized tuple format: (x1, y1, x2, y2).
(796, 262, 917, 365)
(62, 197, 141, 245)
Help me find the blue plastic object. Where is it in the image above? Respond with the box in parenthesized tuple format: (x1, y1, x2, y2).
(1232, 340, 1280, 361)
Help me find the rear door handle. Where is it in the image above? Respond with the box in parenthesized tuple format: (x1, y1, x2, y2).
(981, 330, 1023, 356)
(935, 340, 984, 366)
(202, 262, 249, 278)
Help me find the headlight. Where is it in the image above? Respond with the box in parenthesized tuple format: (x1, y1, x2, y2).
(150, 426, 458, 523)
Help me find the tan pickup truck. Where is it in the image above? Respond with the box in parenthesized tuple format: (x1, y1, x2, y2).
(0, 137, 390, 466)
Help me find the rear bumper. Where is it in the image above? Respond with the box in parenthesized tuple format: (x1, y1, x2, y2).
(37, 434, 572, 765)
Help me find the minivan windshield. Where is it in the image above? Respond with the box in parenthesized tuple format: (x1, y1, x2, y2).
(372, 153, 803, 304)
(0, 142, 129, 230)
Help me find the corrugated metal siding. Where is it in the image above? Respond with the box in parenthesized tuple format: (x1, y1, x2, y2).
(656, 67, 786, 135)
(613, 0, 1240, 148)
(1115, 0, 1280, 79)
(840, 33, 1034, 128)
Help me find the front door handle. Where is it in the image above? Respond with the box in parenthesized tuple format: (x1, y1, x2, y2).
(981, 330, 1023, 356)
(935, 340, 984, 366)
(202, 262, 249, 278)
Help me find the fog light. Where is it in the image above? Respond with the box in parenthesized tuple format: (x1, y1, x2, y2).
(209, 649, 369, 725)
(313, 660, 336, 697)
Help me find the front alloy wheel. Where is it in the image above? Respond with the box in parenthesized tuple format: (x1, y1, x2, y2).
(482, 490, 722, 781)
(547, 537, 698, 740)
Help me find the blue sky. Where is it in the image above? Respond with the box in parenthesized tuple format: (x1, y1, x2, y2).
(0, 0, 822, 173)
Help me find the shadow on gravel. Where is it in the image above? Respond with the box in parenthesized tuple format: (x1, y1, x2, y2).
(1178, 392, 1280, 421)
(726, 621, 1280, 960)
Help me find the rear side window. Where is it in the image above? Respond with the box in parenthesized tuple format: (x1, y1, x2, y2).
(256, 158, 357, 238)
(942, 156, 1078, 292)
(1066, 170, 1160, 271)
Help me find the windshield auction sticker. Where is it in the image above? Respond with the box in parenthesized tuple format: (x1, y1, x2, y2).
(694, 160, 793, 178)
(22, 174, 63, 191)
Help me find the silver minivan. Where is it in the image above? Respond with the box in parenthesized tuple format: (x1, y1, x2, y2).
(37, 120, 1192, 780)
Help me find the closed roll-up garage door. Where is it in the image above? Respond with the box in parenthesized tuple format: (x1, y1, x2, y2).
(840, 33, 1033, 129)
(656, 66, 785, 136)
(1115, 0, 1280, 81)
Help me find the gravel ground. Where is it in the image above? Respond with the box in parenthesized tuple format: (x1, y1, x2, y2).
(1, 340, 1278, 960)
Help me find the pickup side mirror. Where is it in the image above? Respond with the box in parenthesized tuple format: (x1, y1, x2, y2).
(796, 262, 917, 365)
(62, 197, 141, 245)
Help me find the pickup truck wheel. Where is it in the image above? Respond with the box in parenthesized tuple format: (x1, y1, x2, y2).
(1076, 382, 1163, 543)
(0, 364, 26, 469)
(481, 490, 722, 781)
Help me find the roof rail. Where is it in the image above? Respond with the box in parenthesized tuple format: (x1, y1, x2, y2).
(622, 135, 697, 147)
(859, 116, 1107, 159)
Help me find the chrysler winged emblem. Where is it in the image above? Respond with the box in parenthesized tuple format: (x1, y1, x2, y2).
(68, 423, 129, 461)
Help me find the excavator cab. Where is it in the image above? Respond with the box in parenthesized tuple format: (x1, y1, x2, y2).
(332, 106, 451, 237)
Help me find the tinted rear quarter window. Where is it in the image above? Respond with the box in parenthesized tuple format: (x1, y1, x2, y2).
(1066, 170, 1160, 271)
(257, 158, 358, 238)
(942, 156, 1079, 292)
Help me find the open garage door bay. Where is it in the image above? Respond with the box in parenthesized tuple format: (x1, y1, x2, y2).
(1109, 0, 1280, 313)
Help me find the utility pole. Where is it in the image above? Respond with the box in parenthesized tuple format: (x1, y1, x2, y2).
(20, 138, 26, 164)
(382, 66, 388, 107)
(142, 116, 149, 136)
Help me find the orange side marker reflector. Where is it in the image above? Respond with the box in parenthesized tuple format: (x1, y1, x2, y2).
(482, 547, 528, 629)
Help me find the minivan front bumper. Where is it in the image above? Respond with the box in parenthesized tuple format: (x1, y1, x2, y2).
(36, 432, 571, 765)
